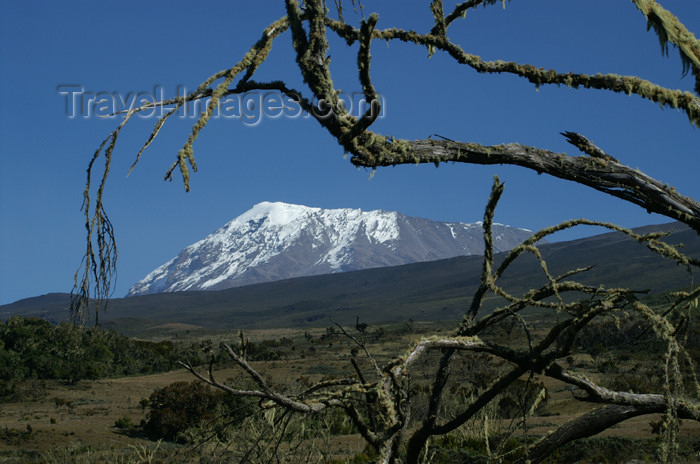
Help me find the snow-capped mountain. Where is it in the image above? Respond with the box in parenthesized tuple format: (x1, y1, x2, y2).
(127, 201, 533, 296)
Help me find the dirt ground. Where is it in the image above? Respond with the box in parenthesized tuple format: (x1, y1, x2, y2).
(3, 368, 699, 459)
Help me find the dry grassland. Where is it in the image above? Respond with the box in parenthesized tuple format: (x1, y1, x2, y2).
(1, 323, 698, 463)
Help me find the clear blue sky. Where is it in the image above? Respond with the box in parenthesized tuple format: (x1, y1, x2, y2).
(1, 1, 698, 305)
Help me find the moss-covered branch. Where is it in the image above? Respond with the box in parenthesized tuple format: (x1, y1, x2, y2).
(517, 404, 683, 464)
(325, 20, 700, 128)
(632, 0, 700, 94)
(164, 16, 291, 191)
(346, 136, 700, 233)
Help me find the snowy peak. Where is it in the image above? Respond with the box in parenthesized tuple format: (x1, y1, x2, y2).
(237, 201, 317, 227)
(127, 202, 532, 296)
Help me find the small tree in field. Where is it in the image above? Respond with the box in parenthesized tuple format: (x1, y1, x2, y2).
(74, 1, 700, 463)
(145, 380, 229, 442)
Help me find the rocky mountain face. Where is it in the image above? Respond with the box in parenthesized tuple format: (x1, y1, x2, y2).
(127, 201, 533, 296)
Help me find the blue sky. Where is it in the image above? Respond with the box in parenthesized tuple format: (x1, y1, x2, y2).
(0, 1, 698, 305)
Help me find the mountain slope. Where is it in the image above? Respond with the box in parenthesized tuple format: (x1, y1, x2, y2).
(3, 222, 697, 336)
(127, 201, 532, 296)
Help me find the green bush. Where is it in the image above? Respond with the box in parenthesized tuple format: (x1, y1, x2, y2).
(113, 415, 134, 430)
(0, 316, 209, 391)
(144, 380, 242, 442)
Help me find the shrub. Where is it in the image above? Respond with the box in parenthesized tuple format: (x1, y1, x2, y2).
(144, 380, 240, 442)
(114, 415, 134, 430)
(0, 316, 210, 387)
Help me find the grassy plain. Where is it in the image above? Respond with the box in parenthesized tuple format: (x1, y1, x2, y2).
(2, 317, 699, 463)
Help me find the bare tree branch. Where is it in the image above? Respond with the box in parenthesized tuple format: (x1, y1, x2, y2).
(179, 344, 346, 414)
(518, 404, 675, 464)
(546, 362, 700, 420)
(348, 138, 700, 232)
